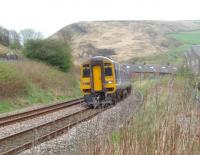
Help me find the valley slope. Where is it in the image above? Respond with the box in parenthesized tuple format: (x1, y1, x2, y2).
(51, 20, 200, 64)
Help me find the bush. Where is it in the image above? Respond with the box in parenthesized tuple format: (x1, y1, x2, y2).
(23, 39, 72, 71)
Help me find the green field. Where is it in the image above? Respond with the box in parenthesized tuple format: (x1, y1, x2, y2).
(132, 30, 200, 65)
(131, 44, 191, 65)
(167, 30, 200, 44)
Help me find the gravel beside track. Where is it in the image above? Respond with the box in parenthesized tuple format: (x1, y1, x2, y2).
(0, 107, 103, 155)
(0, 98, 84, 127)
(0, 104, 85, 139)
(0, 98, 82, 118)
(19, 91, 142, 155)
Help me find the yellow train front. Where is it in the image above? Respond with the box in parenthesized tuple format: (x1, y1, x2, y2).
(80, 56, 132, 108)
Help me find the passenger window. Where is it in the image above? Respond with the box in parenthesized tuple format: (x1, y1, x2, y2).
(83, 69, 90, 77)
(105, 67, 112, 76)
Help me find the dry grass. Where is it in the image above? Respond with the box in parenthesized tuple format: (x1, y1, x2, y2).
(78, 74, 200, 155)
(53, 21, 200, 64)
(0, 60, 79, 98)
(0, 60, 81, 113)
(9, 60, 77, 95)
(0, 62, 29, 98)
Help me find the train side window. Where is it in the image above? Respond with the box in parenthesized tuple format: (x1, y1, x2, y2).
(83, 69, 90, 77)
(105, 67, 112, 76)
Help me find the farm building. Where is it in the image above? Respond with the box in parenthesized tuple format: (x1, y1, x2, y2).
(184, 45, 200, 74)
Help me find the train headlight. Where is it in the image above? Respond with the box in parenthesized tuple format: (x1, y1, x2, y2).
(106, 81, 113, 84)
(83, 82, 90, 85)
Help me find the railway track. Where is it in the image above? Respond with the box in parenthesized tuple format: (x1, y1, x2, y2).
(0, 107, 105, 155)
(0, 98, 84, 127)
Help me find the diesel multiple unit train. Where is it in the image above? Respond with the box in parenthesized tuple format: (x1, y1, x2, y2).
(80, 56, 132, 108)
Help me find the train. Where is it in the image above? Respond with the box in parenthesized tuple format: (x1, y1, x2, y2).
(80, 56, 132, 108)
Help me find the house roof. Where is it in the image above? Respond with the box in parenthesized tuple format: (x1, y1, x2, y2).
(191, 45, 200, 57)
(130, 64, 175, 74)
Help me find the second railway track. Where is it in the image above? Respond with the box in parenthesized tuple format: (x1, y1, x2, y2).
(0, 97, 110, 155)
(0, 107, 105, 155)
(0, 97, 84, 127)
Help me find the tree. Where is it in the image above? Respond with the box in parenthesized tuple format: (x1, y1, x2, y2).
(23, 39, 72, 71)
(9, 30, 21, 49)
(0, 26, 9, 46)
(20, 29, 43, 45)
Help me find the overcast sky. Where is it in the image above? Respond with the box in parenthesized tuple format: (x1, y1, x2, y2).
(0, 0, 200, 37)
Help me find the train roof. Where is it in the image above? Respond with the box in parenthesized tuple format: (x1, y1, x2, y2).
(82, 56, 115, 64)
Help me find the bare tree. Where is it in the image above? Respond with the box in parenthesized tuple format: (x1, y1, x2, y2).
(0, 26, 9, 46)
(9, 30, 21, 49)
(20, 29, 43, 45)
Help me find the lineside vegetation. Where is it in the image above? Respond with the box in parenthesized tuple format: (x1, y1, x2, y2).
(0, 61, 81, 113)
(23, 39, 72, 72)
(81, 69, 200, 154)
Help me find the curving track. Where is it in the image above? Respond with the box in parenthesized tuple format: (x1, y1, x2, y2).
(0, 109, 105, 155)
(0, 98, 84, 127)
(0, 98, 108, 155)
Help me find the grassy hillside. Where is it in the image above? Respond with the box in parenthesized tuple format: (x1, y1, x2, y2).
(0, 60, 81, 113)
(131, 44, 190, 65)
(167, 30, 200, 44)
(52, 21, 200, 64)
(131, 30, 200, 65)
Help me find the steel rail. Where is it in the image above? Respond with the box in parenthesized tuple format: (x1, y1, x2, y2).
(0, 97, 84, 127)
(0, 107, 104, 155)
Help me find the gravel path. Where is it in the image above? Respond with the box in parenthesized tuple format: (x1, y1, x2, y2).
(0, 104, 85, 139)
(19, 91, 142, 155)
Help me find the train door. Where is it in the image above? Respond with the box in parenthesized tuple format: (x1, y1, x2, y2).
(93, 65, 103, 91)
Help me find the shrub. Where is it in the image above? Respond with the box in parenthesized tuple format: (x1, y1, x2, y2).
(23, 39, 72, 71)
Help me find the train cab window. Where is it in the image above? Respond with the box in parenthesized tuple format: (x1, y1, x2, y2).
(83, 69, 90, 77)
(105, 67, 112, 76)
(104, 63, 111, 66)
(83, 64, 89, 67)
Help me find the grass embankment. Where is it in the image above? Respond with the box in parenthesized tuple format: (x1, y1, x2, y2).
(118, 75, 199, 154)
(0, 60, 81, 113)
(132, 30, 200, 65)
(90, 71, 200, 154)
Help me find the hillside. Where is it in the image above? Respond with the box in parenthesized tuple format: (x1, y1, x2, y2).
(0, 60, 81, 113)
(51, 20, 200, 64)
